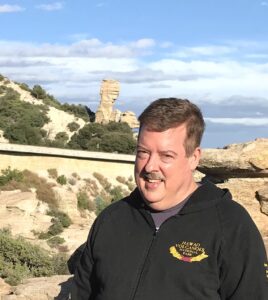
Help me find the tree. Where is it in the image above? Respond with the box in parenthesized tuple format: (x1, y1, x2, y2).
(31, 85, 47, 99)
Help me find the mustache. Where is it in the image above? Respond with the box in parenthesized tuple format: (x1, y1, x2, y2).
(142, 172, 165, 181)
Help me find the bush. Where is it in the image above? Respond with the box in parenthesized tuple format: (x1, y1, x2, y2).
(0, 169, 58, 208)
(77, 190, 90, 210)
(0, 229, 69, 285)
(93, 172, 111, 192)
(18, 83, 31, 92)
(4, 123, 43, 145)
(57, 175, 67, 185)
(47, 236, 65, 248)
(48, 219, 64, 236)
(55, 132, 68, 143)
(99, 132, 136, 154)
(61, 103, 90, 122)
(47, 209, 72, 228)
(31, 85, 46, 99)
(23, 170, 57, 208)
(110, 186, 127, 202)
(0, 167, 23, 186)
(94, 196, 109, 216)
(47, 168, 58, 179)
(67, 121, 80, 132)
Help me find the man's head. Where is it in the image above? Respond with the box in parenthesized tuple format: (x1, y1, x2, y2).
(135, 98, 205, 210)
(138, 98, 205, 157)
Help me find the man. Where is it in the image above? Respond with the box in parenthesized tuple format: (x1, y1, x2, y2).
(71, 98, 268, 299)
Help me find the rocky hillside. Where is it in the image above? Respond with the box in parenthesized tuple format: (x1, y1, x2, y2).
(0, 75, 90, 144)
(0, 75, 137, 154)
(0, 138, 267, 299)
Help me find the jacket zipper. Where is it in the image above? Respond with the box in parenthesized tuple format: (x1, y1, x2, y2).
(130, 228, 158, 300)
(129, 212, 182, 300)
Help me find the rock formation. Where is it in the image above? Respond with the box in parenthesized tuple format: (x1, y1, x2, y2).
(95, 79, 139, 128)
(95, 79, 120, 124)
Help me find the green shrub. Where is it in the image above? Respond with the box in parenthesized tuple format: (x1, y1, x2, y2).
(0, 167, 23, 186)
(0, 74, 4, 81)
(47, 236, 65, 248)
(0, 229, 69, 285)
(67, 121, 80, 132)
(31, 85, 46, 99)
(77, 190, 90, 210)
(110, 186, 127, 202)
(18, 83, 31, 92)
(94, 195, 109, 216)
(48, 219, 64, 236)
(61, 103, 90, 122)
(4, 123, 43, 145)
(57, 175, 67, 185)
(47, 209, 72, 228)
(55, 132, 68, 143)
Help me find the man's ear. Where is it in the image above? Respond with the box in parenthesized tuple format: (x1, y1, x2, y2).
(189, 147, 201, 171)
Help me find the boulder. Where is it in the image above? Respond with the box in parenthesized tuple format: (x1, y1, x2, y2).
(198, 138, 268, 179)
(1, 275, 72, 300)
(120, 111, 139, 128)
(53, 186, 81, 221)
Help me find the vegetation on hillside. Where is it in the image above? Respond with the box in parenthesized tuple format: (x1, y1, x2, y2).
(0, 75, 136, 154)
(0, 228, 68, 285)
(68, 121, 136, 154)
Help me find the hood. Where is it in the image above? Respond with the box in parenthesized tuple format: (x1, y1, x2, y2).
(127, 180, 232, 215)
(179, 180, 232, 214)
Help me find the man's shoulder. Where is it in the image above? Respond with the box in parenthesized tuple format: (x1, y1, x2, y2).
(217, 195, 261, 239)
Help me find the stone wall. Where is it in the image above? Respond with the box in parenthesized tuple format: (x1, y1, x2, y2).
(0, 143, 135, 180)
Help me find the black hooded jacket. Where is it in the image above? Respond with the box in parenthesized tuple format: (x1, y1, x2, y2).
(71, 181, 268, 300)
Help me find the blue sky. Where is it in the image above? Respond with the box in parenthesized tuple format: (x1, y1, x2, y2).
(0, 0, 268, 148)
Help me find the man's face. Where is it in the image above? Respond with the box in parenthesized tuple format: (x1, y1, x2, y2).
(135, 124, 200, 211)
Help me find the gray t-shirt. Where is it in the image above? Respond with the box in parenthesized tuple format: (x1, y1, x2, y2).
(149, 197, 189, 231)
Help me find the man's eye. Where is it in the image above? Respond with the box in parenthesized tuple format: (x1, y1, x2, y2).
(137, 150, 149, 158)
(161, 154, 174, 161)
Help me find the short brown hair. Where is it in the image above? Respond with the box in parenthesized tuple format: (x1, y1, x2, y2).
(138, 98, 205, 156)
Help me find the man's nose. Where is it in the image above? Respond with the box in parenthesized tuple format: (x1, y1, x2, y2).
(144, 154, 159, 173)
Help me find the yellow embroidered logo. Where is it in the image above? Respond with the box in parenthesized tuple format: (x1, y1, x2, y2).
(265, 263, 268, 279)
(169, 241, 208, 263)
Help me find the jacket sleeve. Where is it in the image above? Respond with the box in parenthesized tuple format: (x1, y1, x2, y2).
(70, 221, 97, 300)
(219, 202, 268, 299)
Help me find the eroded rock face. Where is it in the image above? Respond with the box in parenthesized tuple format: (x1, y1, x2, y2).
(95, 79, 120, 124)
(0, 278, 11, 297)
(1, 275, 72, 300)
(95, 79, 139, 128)
(198, 138, 268, 179)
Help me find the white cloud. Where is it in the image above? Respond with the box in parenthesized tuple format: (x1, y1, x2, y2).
(172, 45, 236, 58)
(0, 4, 24, 13)
(1, 38, 268, 111)
(0, 38, 155, 58)
(36, 2, 64, 11)
(205, 118, 268, 126)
